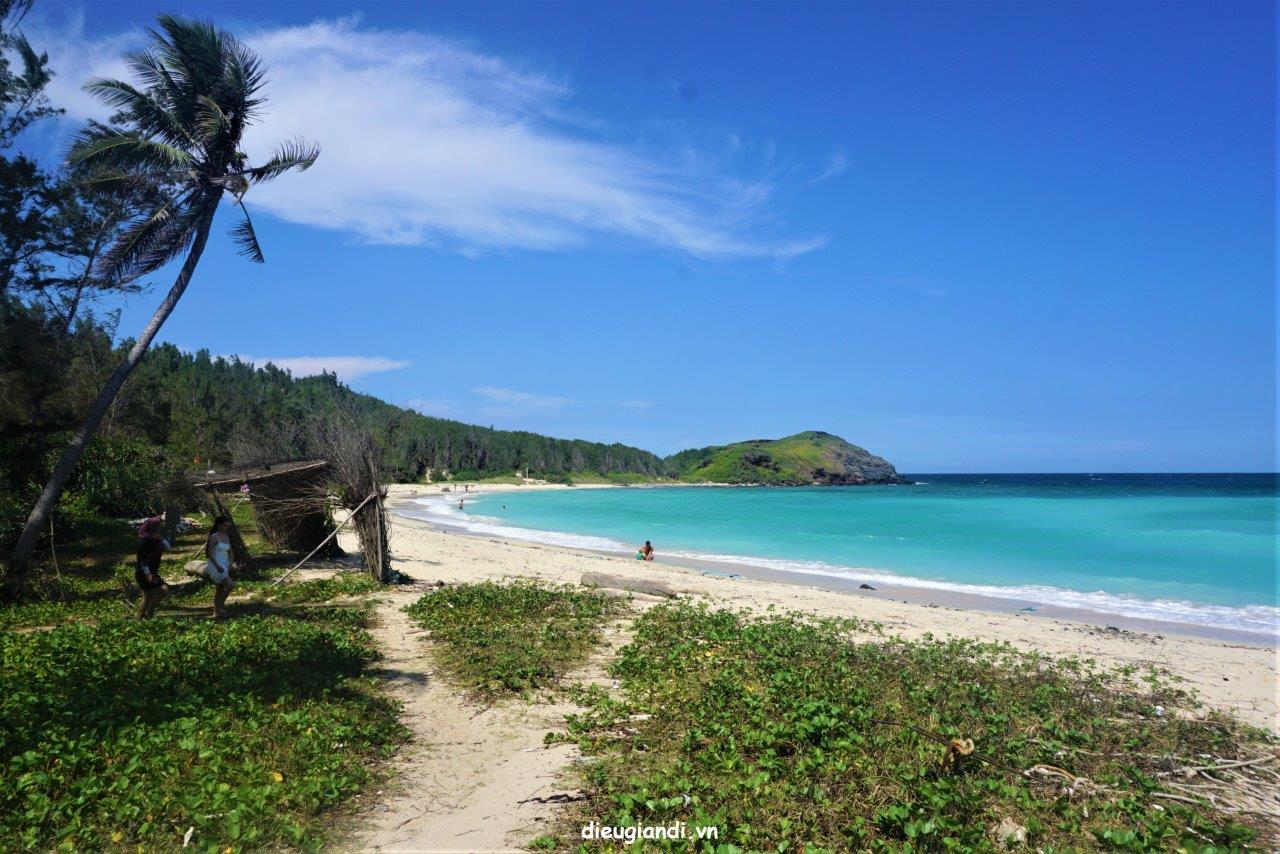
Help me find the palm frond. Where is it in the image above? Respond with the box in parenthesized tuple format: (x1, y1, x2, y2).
(98, 192, 212, 282)
(71, 166, 184, 193)
(229, 202, 265, 263)
(83, 77, 197, 150)
(195, 93, 232, 147)
(122, 47, 179, 98)
(68, 121, 195, 173)
(246, 137, 320, 184)
(153, 15, 225, 100)
(219, 36, 266, 130)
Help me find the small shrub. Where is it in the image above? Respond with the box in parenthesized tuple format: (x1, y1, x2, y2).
(404, 580, 619, 699)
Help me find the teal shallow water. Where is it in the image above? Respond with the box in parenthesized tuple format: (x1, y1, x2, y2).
(407, 475, 1279, 637)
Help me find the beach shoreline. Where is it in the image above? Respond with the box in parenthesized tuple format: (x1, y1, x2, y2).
(384, 482, 1279, 732)
(392, 482, 1277, 649)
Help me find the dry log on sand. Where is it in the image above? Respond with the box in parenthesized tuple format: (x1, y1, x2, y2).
(580, 571, 675, 599)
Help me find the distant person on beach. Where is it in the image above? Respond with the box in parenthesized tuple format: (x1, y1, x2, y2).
(135, 536, 169, 618)
(640, 541, 654, 562)
(205, 516, 235, 619)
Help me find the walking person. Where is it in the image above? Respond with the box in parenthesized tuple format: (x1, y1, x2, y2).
(205, 515, 235, 619)
(137, 511, 166, 542)
(135, 535, 169, 618)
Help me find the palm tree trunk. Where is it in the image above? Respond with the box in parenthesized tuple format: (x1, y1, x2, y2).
(3, 205, 216, 597)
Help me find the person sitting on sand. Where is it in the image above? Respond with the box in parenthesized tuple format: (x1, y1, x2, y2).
(204, 516, 235, 619)
(641, 540, 655, 562)
(135, 536, 169, 618)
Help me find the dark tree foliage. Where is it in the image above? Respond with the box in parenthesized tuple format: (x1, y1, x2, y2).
(0, 0, 59, 296)
(110, 344, 668, 482)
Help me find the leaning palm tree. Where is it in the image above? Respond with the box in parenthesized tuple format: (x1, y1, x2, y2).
(5, 15, 318, 589)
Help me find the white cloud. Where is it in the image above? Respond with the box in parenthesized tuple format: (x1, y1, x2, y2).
(242, 355, 409, 381)
(34, 16, 826, 259)
(472, 385, 569, 410)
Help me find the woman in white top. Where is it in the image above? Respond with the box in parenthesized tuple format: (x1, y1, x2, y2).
(205, 515, 235, 619)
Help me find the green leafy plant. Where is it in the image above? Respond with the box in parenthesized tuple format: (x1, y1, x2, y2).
(255, 572, 381, 604)
(557, 603, 1273, 851)
(404, 580, 620, 700)
(0, 612, 404, 851)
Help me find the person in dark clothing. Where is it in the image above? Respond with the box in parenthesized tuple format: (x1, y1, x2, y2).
(138, 511, 170, 541)
(136, 536, 169, 618)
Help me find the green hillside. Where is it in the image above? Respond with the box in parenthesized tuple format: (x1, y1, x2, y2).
(665, 431, 908, 485)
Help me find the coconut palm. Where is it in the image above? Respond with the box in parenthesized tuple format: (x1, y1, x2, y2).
(5, 15, 319, 587)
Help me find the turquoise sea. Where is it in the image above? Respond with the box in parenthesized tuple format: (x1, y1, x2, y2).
(405, 475, 1279, 638)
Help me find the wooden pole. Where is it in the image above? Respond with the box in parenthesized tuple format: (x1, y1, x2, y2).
(273, 492, 375, 586)
(365, 453, 386, 582)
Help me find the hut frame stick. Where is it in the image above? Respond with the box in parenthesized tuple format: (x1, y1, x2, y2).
(365, 453, 386, 582)
(273, 492, 376, 586)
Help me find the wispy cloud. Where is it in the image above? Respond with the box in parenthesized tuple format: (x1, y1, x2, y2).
(890, 277, 947, 299)
(806, 151, 849, 186)
(405, 397, 456, 416)
(34, 16, 826, 260)
(473, 386, 570, 410)
(241, 355, 409, 382)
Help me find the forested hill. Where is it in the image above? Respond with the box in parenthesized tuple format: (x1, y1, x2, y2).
(667, 431, 908, 485)
(108, 344, 667, 481)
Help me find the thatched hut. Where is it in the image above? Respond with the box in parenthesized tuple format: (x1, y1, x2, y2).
(196, 460, 339, 555)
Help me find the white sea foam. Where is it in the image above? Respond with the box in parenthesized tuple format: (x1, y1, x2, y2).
(401, 496, 1280, 639)
(408, 496, 629, 552)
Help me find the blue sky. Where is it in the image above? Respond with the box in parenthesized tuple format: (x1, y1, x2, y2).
(16, 0, 1276, 471)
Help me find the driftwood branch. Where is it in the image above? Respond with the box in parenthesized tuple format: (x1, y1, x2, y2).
(580, 571, 675, 599)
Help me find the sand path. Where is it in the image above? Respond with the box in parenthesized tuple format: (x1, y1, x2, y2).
(351, 583, 623, 853)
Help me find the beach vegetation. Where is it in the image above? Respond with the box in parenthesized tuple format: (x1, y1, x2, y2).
(254, 572, 382, 604)
(403, 580, 621, 700)
(567, 471, 670, 485)
(0, 605, 403, 851)
(554, 602, 1275, 851)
